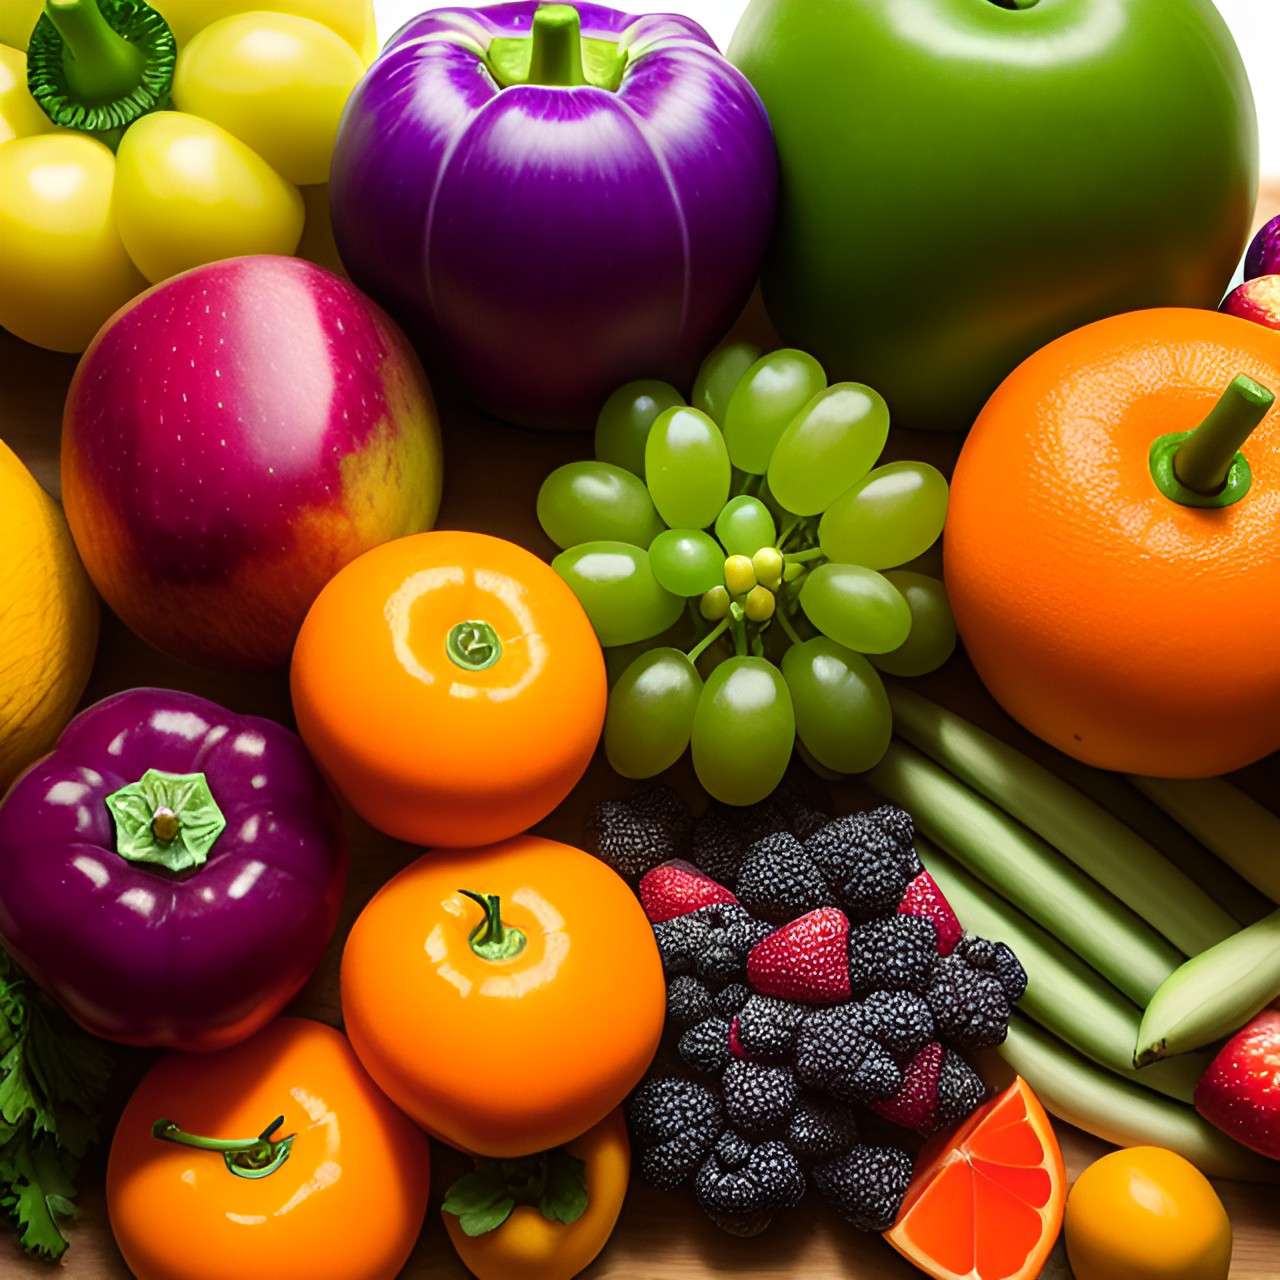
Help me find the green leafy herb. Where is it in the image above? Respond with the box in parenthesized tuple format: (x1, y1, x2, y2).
(442, 1147, 588, 1238)
(0, 951, 116, 1261)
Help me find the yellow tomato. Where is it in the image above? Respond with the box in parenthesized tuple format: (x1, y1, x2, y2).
(0, 45, 51, 143)
(172, 13, 366, 185)
(113, 111, 305, 283)
(1064, 1146, 1232, 1280)
(0, 133, 147, 351)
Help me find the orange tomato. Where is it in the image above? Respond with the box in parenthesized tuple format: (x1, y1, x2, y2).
(340, 835, 665, 1158)
(945, 307, 1280, 776)
(1064, 1146, 1232, 1280)
(105, 1016, 432, 1280)
(442, 1107, 631, 1280)
(290, 530, 606, 847)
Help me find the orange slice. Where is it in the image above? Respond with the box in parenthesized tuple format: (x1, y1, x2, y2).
(884, 1075, 1065, 1280)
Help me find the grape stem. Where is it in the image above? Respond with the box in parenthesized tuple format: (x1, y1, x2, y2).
(775, 606, 805, 649)
(776, 517, 802, 550)
(686, 617, 730, 664)
(784, 548, 824, 565)
(731, 612, 748, 657)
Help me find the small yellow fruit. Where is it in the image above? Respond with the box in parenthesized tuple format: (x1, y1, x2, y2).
(0, 441, 99, 790)
(723, 554, 757, 596)
(1065, 1146, 1231, 1280)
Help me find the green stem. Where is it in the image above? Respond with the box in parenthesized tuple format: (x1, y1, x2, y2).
(447, 620, 502, 672)
(526, 4, 586, 86)
(784, 548, 825, 565)
(775, 606, 805, 649)
(775, 517, 802, 550)
(104, 769, 225, 874)
(686, 616, 730, 664)
(1148, 374, 1270, 509)
(730, 608, 748, 658)
(459, 891, 526, 962)
(43, 0, 143, 103)
(152, 1116, 294, 1180)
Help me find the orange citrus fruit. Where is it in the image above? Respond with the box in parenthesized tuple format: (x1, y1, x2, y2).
(945, 307, 1280, 777)
(1064, 1146, 1231, 1280)
(884, 1075, 1066, 1280)
(290, 529, 606, 848)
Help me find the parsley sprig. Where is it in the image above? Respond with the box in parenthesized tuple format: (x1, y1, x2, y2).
(0, 951, 116, 1261)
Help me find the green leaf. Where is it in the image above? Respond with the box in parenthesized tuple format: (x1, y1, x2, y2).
(1, 1136, 79, 1261)
(441, 1166, 509, 1217)
(539, 1150, 588, 1225)
(458, 1197, 515, 1238)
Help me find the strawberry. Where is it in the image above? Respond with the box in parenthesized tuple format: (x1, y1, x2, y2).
(897, 870, 963, 956)
(870, 1041, 943, 1133)
(746, 907, 851, 1005)
(1194, 1008, 1280, 1159)
(638, 859, 736, 923)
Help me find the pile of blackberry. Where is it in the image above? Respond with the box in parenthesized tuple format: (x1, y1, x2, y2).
(585, 781, 1027, 1238)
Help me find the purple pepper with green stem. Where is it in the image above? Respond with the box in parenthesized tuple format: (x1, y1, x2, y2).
(328, 0, 777, 430)
(0, 688, 347, 1052)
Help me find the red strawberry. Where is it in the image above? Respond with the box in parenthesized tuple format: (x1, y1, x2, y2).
(1194, 1008, 1280, 1159)
(638, 859, 736, 923)
(746, 907, 850, 1005)
(898, 870, 963, 955)
(870, 1041, 944, 1133)
(727, 1016, 751, 1061)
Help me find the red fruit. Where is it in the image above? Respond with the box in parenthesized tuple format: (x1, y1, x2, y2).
(1194, 1008, 1280, 1159)
(746, 907, 850, 1005)
(728, 1016, 751, 1061)
(638, 859, 736, 923)
(898, 871, 963, 956)
(871, 1041, 943, 1134)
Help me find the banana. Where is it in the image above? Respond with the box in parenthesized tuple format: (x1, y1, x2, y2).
(1130, 774, 1280, 905)
(997, 1017, 1280, 1184)
(887, 687, 1238, 954)
(1135, 908, 1280, 1065)
(917, 837, 1208, 1104)
(866, 741, 1183, 1006)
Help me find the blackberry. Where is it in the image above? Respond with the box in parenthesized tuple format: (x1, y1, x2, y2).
(721, 1058, 800, 1137)
(694, 1136, 806, 1236)
(735, 832, 832, 923)
(867, 804, 920, 869)
(733, 994, 810, 1059)
(628, 782, 695, 848)
(712, 983, 752, 1018)
(803, 812, 918, 919)
(786, 1097, 859, 1164)
(926, 952, 1013, 1050)
(812, 1142, 914, 1231)
(679, 1015, 733, 1075)
(794, 1005, 902, 1104)
(695, 903, 774, 983)
(584, 797, 681, 881)
(651, 912, 708, 976)
(689, 808, 747, 885)
(858, 989, 936, 1058)
(666, 975, 715, 1028)
(847, 914, 939, 996)
(937, 1046, 989, 1127)
(954, 934, 1028, 1004)
(628, 1076, 723, 1190)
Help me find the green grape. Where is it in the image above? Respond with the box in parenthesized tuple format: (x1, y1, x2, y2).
(692, 340, 761, 426)
(795, 738, 847, 783)
(767, 382, 890, 517)
(594, 379, 685, 477)
(782, 636, 892, 774)
(715, 494, 777, 557)
(799, 563, 911, 654)
(649, 528, 725, 596)
(536, 461, 665, 551)
(602, 614, 696, 687)
(870, 571, 958, 676)
(818, 461, 949, 570)
(722, 348, 826, 475)
(690, 656, 796, 806)
(604, 647, 702, 778)
(552, 541, 684, 648)
(644, 406, 731, 530)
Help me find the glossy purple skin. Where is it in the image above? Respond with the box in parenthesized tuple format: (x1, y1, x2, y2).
(61, 255, 442, 671)
(0, 689, 347, 1051)
(330, 1, 777, 428)
(1244, 214, 1280, 280)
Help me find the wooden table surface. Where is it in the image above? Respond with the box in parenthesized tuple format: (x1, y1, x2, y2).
(3, 184, 1280, 1278)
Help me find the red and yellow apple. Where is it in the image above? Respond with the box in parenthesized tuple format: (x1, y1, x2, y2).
(61, 255, 443, 670)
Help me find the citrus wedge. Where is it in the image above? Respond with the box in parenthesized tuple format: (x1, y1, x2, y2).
(884, 1075, 1065, 1280)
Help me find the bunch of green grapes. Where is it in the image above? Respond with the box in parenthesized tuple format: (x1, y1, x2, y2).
(537, 344, 954, 806)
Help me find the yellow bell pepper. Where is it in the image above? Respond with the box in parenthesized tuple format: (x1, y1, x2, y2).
(0, 0, 374, 352)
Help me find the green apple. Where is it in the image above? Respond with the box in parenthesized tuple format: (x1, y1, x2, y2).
(729, 0, 1258, 432)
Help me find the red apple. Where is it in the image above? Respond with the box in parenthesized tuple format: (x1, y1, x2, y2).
(61, 256, 444, 670)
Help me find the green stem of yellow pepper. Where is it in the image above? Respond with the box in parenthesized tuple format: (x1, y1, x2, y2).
(42, 0, 144, 104)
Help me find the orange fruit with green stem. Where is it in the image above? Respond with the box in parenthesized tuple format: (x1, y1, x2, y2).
(944, 307, 1280, 777)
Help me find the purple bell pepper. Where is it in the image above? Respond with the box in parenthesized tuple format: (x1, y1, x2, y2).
(329, 1, 777, 429)
(0, 689, 346, 1052)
